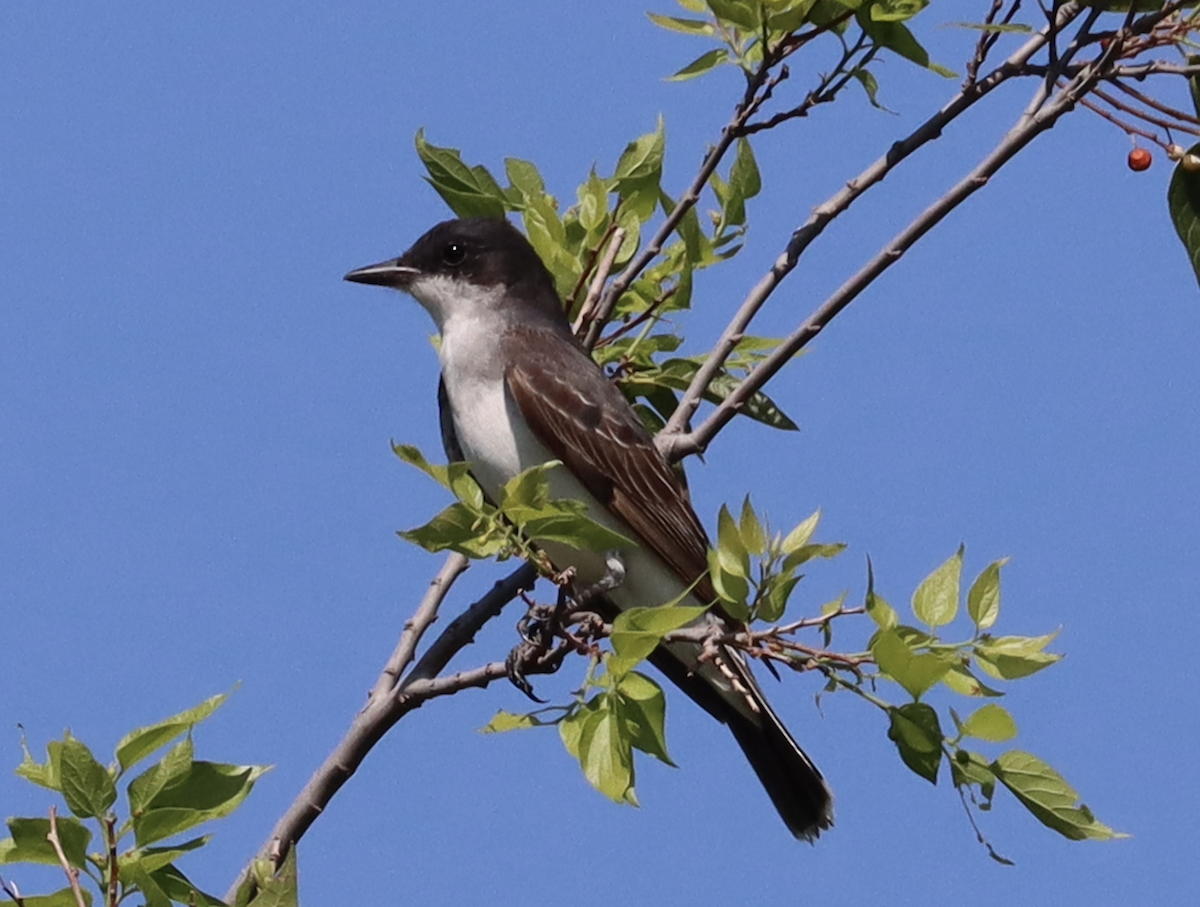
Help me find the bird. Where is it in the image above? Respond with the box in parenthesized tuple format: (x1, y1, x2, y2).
(345, 216, 833, 839)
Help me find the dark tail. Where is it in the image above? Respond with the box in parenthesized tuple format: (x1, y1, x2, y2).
(647, 644, 833, 840)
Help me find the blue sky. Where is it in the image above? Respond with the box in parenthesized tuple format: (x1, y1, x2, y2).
(2, 2, 1198, 904)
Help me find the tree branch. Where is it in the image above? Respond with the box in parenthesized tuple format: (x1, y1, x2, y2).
(667, 32, 1123, 459)
(657, 3, 1085, 455)
(226, 561, 537, 903)
(368, 553, 470, 702)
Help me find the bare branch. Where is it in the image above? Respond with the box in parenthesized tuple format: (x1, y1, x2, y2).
(572, 227, 627, 336)
(369, 553, 470, 701)
(1109, 77, 1200, 126)
(965, 1, 1022, 88)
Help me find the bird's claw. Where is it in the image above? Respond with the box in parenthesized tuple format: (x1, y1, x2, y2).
(505, 641, 548, 703)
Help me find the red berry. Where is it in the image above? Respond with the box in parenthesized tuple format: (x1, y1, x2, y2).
(1128, 148, 1153, 171)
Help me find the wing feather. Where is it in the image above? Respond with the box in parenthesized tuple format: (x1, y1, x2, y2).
(503, 326, 714, 601)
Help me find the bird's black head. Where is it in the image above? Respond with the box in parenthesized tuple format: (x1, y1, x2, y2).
(344, 217, 567, 329)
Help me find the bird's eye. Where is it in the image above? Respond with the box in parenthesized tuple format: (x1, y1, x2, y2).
(442, 242, 466, 266)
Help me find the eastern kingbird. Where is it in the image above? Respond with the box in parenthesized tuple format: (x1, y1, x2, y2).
(345, 217, 832, 839)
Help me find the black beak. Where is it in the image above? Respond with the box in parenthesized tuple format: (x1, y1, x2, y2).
(343, 257, 420, 288)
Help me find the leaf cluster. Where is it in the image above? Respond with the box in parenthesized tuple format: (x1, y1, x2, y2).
(707, 498, 845, 622)
(649, 0, 954, 88)
(849, 548, 1124, 851)
(392, 444, 631, 567)
(415, 128, 799, 434)
(1, 693, 279, 907)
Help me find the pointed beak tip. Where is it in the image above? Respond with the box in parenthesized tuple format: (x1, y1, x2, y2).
(343, 260, 417, 288)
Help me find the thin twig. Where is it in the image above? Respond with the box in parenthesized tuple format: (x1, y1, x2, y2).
(573, 227, 627, 335)
(0, 872, 26, 907)
(1110, 77, 1200, 125)
(1076, 92, 1169, 143)
(1088, 83, 1200, 135)
(965, 0, 1019, 88)
(105, 816, 118, 907)
(46, 808, 87, 907)
(369, 553, 470, 701)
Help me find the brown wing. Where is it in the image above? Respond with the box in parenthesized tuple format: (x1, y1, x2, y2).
(503, 325, 714, 601)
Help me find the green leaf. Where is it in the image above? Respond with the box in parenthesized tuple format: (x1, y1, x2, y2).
(522, 510, 635, 551)
(715, 503, 749, 577)
(974, 648, 1061, 681)
(1168, 141, 1200, 291)
(414, 129, 508, 219)
(757, 572, 800, 623)
(730, 137, 761, 199)
(967, 557, 1008, 631)
(398, 501, 503, 558)
(12, 889, 93, 907)
(609, 604, 708, 674)
(116, 691, 231, 772)
(1189, 55, 1200, 121)
(1, 816, 91, 868)
(707, 548, 751, 617)
(128, 738, 194, 814)
(941, 664, 1005, 697)
(576, 168, 611, 235)
(60, 735, 117, 819)
(738, 496, 766, 556)
(707, 0, 761, 31)
(498, 461, 555, 510)
(577, 700, 636, 804)
(851, 67, 888, 110)
(868, 592, 897, 628)
(871, 628, 951, 700)
(979, 631, 1060, 655)
(974, 631, 1062, 680)
(950, 748, 997, 799)
(132, 761, 270, 847)
(617, 672, 676, 766)
(392, 442, 457, 491)
(858, 10, 955, 76)
(865, 562, 899, 630)
(121, 857, 174, 907)
(480, 710, 558, 733)
(961, 703, 1018, 742)
(946, 21, 1033, 34)
(668, 48, 729, 81)
(614, 118, 665, 187)
(869, 0, 928, 22)
(780, 509, 820, 554)
(646, 12, 716, 36)
(912, 545, 962, 628)
(242, 846, 298, 907)
(15, 738, 62, 791)
(136, 835, 211, 874)
(992, 751, 1126, 840)
(781, 542, 845, 572)
(558, 701, 593, 760)
(887, 702, 943, 783)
